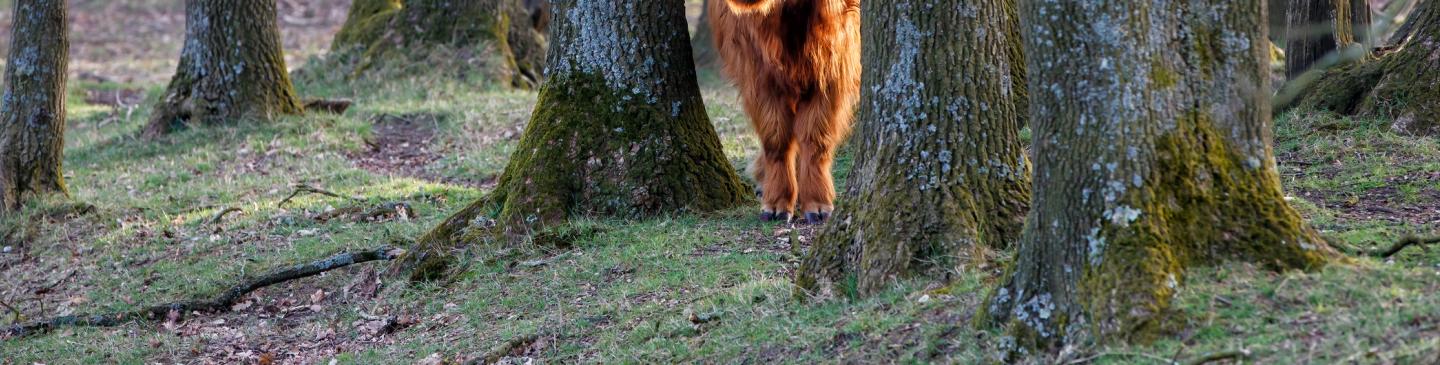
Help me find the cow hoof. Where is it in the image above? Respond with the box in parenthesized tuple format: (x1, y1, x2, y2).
(804, 212, 826, 225)
(760, 211, 791, 223)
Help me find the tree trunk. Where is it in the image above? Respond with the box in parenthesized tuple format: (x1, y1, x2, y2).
(793, 0, 1029, 298)
(330, 0, 401, 51)
(1286, 0, 1371, 80)
(144, 0, 304, 137)
(692, 1, 718, 68)
(988, 0, 1333, 350)
(1298, 0, 1440, 135)
(329, 0, 547, 88)
(0, 0, 70, 212)
(398, 0, 750, 281)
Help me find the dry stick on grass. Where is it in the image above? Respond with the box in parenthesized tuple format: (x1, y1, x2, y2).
(1068, 349, 1251, 365)
(206, 207, 243, 225)
(278, 183, 358, 207)
(1, 246, 406, 340)
(471, 333, 544, 365)
(1333, 235, 1440, 258)
(0, 299, 20, 324)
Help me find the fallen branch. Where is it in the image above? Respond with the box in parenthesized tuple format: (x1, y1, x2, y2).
(1069, 348, 1250, 365)
(1334, 235, 1440, 259)
(314, 202, 417, 223)
(303, 98, 353, 115)
(2, 246, 406, 340)
(206, 207, 243, 225)
(1182, 349, 1252, 365)
(471, 333, 543, 365)
(278, 184, 358, 207)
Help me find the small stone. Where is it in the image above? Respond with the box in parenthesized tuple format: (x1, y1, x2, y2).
(2, 246, 11, 253)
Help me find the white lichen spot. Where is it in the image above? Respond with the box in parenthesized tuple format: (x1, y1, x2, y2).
(1106, 205, 1142, 226)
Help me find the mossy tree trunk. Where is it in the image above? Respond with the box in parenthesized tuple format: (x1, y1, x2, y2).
(692, 1, 718, 68)
(0, 0, 69, 213)
(398, 0, 750, 281)
(1285, 0, 1371, 80)
(987, 0, 1334, 351)
(331, 0, 401, 51)
(144, 0, 304, 137)
(793, 0, 1030, 298)
(329, 0, 547, 88)
(1297, 0, 1440, 135)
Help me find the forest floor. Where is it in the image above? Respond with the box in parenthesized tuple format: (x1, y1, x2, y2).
(2, 1, 1440, 364)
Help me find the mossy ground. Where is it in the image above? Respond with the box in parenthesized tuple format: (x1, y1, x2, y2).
(1, 1, 1439, 363)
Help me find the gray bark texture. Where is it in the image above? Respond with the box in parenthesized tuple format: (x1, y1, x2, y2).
(794, 0, 1030, 298)
(0, 0, 70, 212)
(988, 0, 1333, 351)
(144, 0, 304, 137)
(399, 0, 749, 281)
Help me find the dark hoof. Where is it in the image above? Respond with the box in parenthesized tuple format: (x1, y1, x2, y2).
(760, 211, 791, 223)
(804, 212, 828, 225)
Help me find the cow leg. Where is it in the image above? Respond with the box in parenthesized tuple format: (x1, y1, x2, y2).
(794, 95, 851, 225)
(743, 94, 797, 222)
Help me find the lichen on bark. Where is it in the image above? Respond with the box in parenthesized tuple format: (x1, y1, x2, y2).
(397, 0, 749, 281)
(143, 0, 304, 137)
(986, 0, 1334, 352)
(0, 0, 70, 213)
(328, 0, 547, 88)
(1293, 0, 1440, 135)
(794, 0, 1030, 299)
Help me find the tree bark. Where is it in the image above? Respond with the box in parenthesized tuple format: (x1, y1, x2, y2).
(1297, 0, 1440, 135)
(144, 0, 304, 137)
(988, 0, 1333, 350)
(330, 0, 401, 51)
(1286, 0, 1371, 80)
(0, 0, 70, 212)
(793, 0, 1030, 298)
(398, 0, 750, 281)
(329, 0, 548, 88)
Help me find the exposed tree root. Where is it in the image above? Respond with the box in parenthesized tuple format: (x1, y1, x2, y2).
(1, 246, 406, 340)
(278, 183, 358, 207)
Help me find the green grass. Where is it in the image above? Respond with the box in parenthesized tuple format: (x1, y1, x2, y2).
(1, 61, 1438, 364)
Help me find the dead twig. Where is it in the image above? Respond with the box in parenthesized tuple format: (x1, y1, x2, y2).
(278, 184, 357, 207)
(1333, 235, 1440, 259)
(0, 299, 20, 325)
(1069, 349, 1251, 365)
(1, 246, 406, 340)
(313, 202, 417, 222)
(1182, 349, 1251, 365)
(472, 333, 543, 365)
(33, 269, 77, 295)
(206, 207, 243, 225)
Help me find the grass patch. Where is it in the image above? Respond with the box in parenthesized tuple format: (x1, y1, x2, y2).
(1, 47, 1437, 365)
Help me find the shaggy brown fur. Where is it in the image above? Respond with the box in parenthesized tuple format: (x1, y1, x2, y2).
(709, 0, 861, 222)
